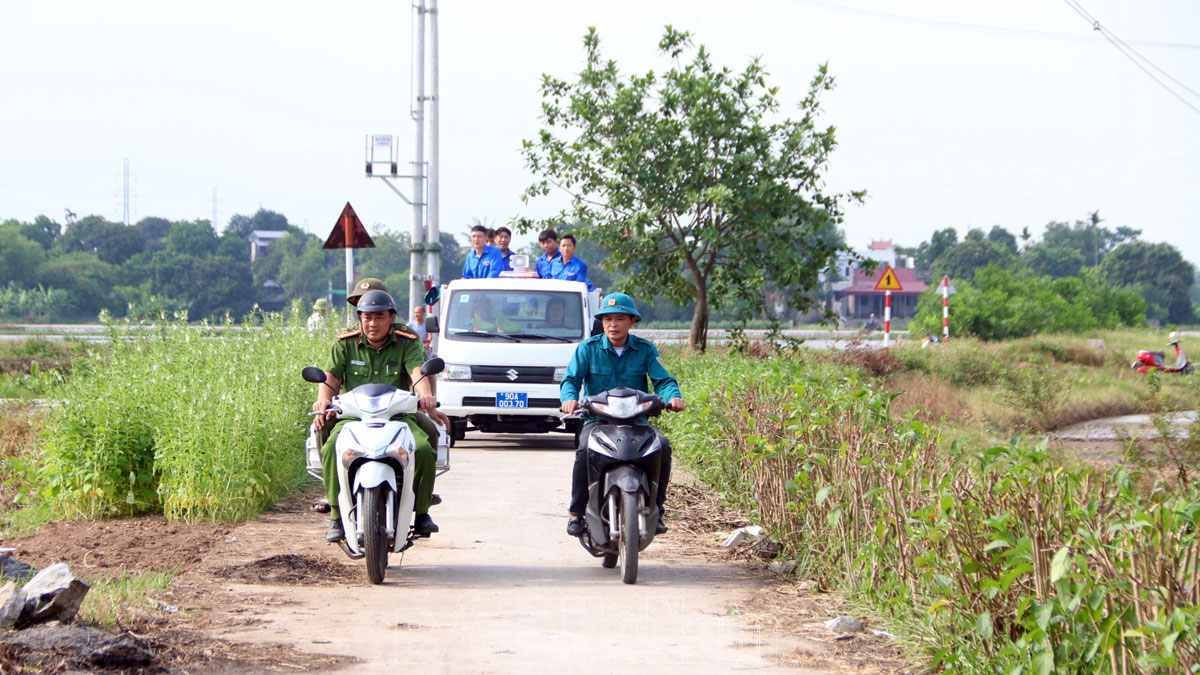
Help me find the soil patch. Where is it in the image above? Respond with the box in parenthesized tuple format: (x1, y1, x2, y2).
(4, 516, 234, 578)
(215, 553, 361, 585)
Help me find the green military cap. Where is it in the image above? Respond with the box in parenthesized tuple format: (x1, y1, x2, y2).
(347, 277, 389, 306)
(312, 298, 331, 311)
(595, 292, 642, 320)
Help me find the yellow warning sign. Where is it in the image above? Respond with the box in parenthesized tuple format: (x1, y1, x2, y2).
(874, 265, 903, 291)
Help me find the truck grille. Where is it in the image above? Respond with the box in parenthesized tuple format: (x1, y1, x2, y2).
(468, 365, 558, 384)
(462, 397, 562, 409)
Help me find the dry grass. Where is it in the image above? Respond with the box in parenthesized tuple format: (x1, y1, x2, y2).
(837, 342, 903, 377)
(884, 371, 973, 426)
(0, 403, 41, 511)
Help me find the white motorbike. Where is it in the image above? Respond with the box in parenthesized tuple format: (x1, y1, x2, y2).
(301, 358, 445, 584)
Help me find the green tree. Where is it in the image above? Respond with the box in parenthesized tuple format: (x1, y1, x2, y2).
(1098, 240, 1195, 324)
(521, 27, 860, 350)
(58, 215, 145, 265)
(166, 219, 219, 258)
(915, 227, 958, 273)
(37, 251, 117, 318)
(17, 215, 61, 249)
(1025, 244, 1085, 279)
(930, 238, 1018, 283)
(1041, 213, 1140, 267)
(986, 225, 1017, 254)
(0, 223, 47, 286)
(910, 265, 1143, 340)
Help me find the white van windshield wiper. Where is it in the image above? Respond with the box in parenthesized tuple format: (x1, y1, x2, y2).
(507, 332, 573, 342)
(454, 330, 519, 341)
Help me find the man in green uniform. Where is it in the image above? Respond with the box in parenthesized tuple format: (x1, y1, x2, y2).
(312, 290, 448, 541)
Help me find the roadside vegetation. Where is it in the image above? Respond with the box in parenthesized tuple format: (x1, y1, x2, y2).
(660, 331, 1200, 672)
(1, 307, 324, 531)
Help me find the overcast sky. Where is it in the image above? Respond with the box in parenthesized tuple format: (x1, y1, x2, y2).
(2, 0, 1197, 268)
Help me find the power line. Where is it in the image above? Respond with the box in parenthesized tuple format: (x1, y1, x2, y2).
(788, 0, 1200, 49)
(1061, 0, 1200, 116)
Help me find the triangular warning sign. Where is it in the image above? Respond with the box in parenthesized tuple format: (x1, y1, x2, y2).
(322, 202, 375, 249)
(873, 265, 903, 291)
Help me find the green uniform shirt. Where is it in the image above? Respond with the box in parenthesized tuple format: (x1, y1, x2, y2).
(560, 333, 682, 405)
(324, 324, 425, 391)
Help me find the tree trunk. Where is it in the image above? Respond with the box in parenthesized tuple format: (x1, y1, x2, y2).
(689, 283, 708, 352)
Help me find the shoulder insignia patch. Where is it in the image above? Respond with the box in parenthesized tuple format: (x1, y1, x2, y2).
(391, 323, 419, 340)
(337, 329, 360, 340)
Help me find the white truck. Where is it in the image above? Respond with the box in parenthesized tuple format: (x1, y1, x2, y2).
(430, 275, 600, 444)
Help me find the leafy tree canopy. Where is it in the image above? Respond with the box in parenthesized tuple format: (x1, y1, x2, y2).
(1098, 240, 1195, 324)
(930, 238, 1018, 283)
(521, 26, 860, 349)
(1025, 244, 1084, 279)
(1041, 212, 1140, 268)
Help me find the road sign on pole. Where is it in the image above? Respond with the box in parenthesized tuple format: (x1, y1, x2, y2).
(322, 202, 375, 301)
(874, 265, 903, 292)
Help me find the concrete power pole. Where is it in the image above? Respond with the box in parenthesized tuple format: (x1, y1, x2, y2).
(409, 0, 427, 313)
(427, 0, 440, 291)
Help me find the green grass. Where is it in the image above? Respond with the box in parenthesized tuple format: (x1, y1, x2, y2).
(77, 569, 178, 628)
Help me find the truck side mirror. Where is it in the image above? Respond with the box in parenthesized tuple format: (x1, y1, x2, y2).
(425, 315, 439, 333)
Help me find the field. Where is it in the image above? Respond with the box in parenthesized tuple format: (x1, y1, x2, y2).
(1, 324, 1198, 671)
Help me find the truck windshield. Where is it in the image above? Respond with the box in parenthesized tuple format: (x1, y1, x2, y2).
(446, 290, 585, 341)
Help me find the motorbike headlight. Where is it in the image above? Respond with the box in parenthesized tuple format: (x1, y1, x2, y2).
(606, 395, 653, 419)
(444, 364, 472, 380)
(340, 447, 366, 469)
(553, 367, 567, 383)
(384, 440, 410, 465)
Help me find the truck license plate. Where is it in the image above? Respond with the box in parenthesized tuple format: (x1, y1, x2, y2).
(496, 392, 528, 409)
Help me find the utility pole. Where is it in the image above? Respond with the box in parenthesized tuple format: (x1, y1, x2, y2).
(410, 0, 427, 312)
(364, 1, 437, 310)
(123, 158, 131, 226)
(427, 0, 440, 291)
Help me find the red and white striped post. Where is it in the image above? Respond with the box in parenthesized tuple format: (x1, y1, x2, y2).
(942, 275, 950, 341)
(883, 290, 892, 348)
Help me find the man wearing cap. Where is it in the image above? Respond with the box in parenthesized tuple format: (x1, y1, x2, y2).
(462, 225, 503, 279)
(312, 288, 447, 541)
(559, 292, 686, 537)
(347, 277, 389, 307)
(308, 298, 330, 335)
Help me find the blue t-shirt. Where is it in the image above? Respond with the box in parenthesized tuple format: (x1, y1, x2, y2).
(550, 256, 595, 291)
(462, 246, 504, 279)
(536, 251, 561, 279)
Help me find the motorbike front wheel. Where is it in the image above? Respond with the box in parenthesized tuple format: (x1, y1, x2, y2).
(363, 485, 391, 584)
(618, 491, 639, 584)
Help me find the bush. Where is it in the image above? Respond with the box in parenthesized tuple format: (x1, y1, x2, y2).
(38, 307, 322, 521)
(910, 266, 1145, 341)
(660, 351, 1200, 671)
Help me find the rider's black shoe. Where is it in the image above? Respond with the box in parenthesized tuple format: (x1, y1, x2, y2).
(325, 518, 344, 542)
(430, 493, 442, 506)
(566, 515, 584, 537)
(413, 513, 439, 536)
(655, 518, 668, 535)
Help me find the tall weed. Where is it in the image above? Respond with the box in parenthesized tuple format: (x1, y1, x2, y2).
(661, 351, 1200, 672)
(39, 307, 322, 522)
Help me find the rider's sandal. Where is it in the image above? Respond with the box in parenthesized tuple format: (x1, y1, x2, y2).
(312, 499, 331, 514)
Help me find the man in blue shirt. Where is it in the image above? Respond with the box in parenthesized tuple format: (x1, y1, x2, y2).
(535, 228, 561, 279)
(549, 234, 595, 291)
(494, 226, 514, 272)
(461, 225, 503, 279)
(560, 292, 686, 537)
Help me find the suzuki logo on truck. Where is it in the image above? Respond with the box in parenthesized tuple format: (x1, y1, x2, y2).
(506, 369, 519, 381)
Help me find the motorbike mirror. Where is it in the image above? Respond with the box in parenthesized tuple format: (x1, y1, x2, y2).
(424, 286, 441, 306)
(301, 366, 326, 383)
(420, 358, 445, 376)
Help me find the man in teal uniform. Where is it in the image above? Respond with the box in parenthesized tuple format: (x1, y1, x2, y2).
(312, 290, 448, 541)
(559, 292, 686, 537)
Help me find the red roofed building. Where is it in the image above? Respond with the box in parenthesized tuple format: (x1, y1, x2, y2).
(834, 266, 927, 320)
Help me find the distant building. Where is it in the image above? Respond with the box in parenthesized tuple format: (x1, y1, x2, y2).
(249, 230, 288, 262)
(834, 266, 927, 320)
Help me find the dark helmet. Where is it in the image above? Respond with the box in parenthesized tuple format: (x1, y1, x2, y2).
(356, 290, 397, 315)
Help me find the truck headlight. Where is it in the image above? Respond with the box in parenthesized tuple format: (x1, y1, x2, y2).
(444, 364, 472, 380)
(553, 367, 567, 382)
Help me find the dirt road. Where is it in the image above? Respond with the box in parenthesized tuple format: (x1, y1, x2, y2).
(183, 433, 894, 673)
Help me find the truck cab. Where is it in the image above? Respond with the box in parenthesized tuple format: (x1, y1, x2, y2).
(433, 276, 599, 443)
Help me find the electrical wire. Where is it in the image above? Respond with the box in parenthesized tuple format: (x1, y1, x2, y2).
(1061, 0, 1200, 115)
(788, 0, 1200, 49)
